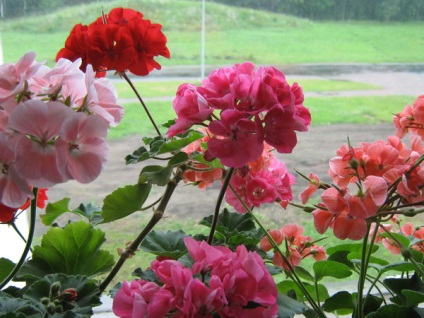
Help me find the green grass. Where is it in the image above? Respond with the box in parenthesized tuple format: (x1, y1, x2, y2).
(108, 95, 415, 139)
(307, 95, 414, 125)
(1, 0, 423, 66)
(114, 79, 379, 99)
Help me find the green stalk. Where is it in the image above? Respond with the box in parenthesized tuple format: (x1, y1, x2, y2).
(121, 72, 162, 136)
(98, 167, 184, 293)
(354, 222, 372, 318)
(0, 188, 38, 290)
(207, 167, 234, 244)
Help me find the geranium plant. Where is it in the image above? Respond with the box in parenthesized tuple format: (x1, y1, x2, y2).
(1, 7, 424, 318)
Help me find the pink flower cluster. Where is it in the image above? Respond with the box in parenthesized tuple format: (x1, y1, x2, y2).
(226, 144, 295, 213)
(0, 52, 123, 208)
(260, 224, 326, 271)
(299, 107, 424, 240)
(167, 62, 311, 168)
(112, 237, 278, 317)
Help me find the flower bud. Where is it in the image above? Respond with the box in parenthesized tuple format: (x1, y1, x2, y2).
(49, 281, 61, 298)
(60, 288, 78, 301)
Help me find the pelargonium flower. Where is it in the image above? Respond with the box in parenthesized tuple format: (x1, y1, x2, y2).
(56, 7, 170, 77)
(0, 52, 122, 207)
(260, 224, 327, 271)
(113, 238, 278, 317)
(225, 149, 295, 213)
(167, 62, 311, 168)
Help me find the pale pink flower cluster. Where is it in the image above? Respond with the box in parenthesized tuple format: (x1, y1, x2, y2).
(226, 144, 295, 213)
(0, 52, 123, 208)
(112, 237, 278, 318)
(299, 123, 424, 240)
(260, 224, 326, 271)
(167, 62, 310, 168)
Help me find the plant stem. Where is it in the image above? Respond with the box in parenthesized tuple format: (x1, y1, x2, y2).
(98, 167, 185, 294)
(0, 188, 38, 290)
(354, 222, 372, 318)
(207, 167, 234, 245)
(122, 72, 162, 137)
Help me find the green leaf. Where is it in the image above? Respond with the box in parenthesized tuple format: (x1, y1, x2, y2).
(313, 260, 352, 282)
(277, 280, 329, 303)
(380, 261, 416, 274)
(23, 274, 101, 318)
(191, 152, 223, 169)
(366, 304, 421, 318)
(17, 221, 114, 281)
(402, 289, 424, 308)
(0, 259, 15, 283)
(348, 253, 389, 266)
(157, 130, 204, 155)
(322, 291, 355, 313)
(140, 230, 188, 259)
(168, 152, 189, 166)
(0, 294, 42, 317)
(139, 165, 173, 186)
(101, 183, 151, 223)
(326, 243, 379, 256)
(363, 294, 384, 316)
(380, 232, 411, 248)
(40, 199, 102, 226)
(125, 145, 150, 164)
(199, 209, 264, 248)
(40, 198, 71, 225)
(384, 273, 424, 306)
(125, 131, 203, 164)
(276, 293, 308, 318)
(294, 266, 315, 282)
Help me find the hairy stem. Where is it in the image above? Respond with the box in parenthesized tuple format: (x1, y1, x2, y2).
(98, 167, 184, 293)
(0, 188, 38, 290)
(122, 72, 162, 136)
(207, 167, 235, 245)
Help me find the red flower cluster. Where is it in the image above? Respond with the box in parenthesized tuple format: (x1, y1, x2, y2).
(56, 8, 170, 77)
(167, 62, 311, 168)
(0, 188, 48, 223)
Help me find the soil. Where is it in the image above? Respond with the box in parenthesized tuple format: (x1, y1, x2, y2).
(39, 70, 424, 234)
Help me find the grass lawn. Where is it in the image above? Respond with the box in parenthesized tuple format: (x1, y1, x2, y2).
(1, 1, 423, 66)
(113, 78, 379, 99)
(108, 95, 414, 139)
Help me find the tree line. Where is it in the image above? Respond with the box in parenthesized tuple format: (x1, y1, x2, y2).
(2, 0, 424, 21)
(208, 0, 424, 21)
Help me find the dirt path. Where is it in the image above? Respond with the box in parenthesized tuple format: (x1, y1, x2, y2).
(41, 70, 423, 233)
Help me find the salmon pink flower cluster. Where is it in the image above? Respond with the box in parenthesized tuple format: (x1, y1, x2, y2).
(0, 52, 123, 208)
(167, 62, 311, 168)
(56, 7, 170, 77)
(181, 130, 223, 189)
(260, 224, 326, 270)
(298, 105, 424, 240)
(371, 218, 424, 255)
(394, 94, 424, 139)
(112, 237, 278, 318)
